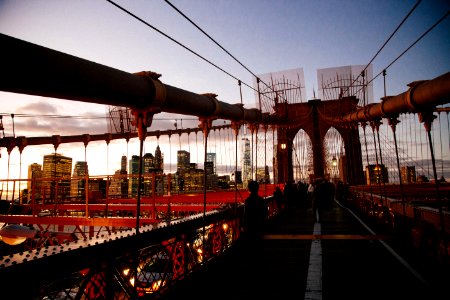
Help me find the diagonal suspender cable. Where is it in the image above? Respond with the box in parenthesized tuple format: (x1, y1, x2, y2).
(342, 0, 422, 101)
(164, 0, 256, 81)
(163, 0, 287, 105)
(108, 0, 283, 108)
(353, 9, 450, 98)
(106, 0, 248, 89)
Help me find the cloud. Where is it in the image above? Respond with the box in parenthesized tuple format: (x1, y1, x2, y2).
(9, 115, 107, 136)
(19, 101, 59, 114)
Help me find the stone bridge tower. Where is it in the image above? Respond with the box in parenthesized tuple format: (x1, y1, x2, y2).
(276, 96, 364, 185)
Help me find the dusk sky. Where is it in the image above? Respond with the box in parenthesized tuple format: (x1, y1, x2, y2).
(0, 0, 449, 185)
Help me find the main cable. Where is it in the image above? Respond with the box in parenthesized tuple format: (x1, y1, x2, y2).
(163, 0, 287, 107)
(106, 0, 253, 91)
(164, 0, 256, 80)
(343, 0, 422, 99)
(107, 0, 283, 111)
(354, 9, 450, 98)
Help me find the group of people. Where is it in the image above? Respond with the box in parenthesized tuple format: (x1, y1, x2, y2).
(308, 178, 336, 222)
(244, 178, 347, 230)
(238, 178, 350, 270)
(273, 180, 335, 211)
(242, 179, 350, 235)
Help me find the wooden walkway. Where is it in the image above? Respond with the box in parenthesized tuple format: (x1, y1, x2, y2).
(157, 200, 449, 300)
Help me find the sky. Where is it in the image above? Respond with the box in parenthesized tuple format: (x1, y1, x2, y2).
(0, 0, 449, 190)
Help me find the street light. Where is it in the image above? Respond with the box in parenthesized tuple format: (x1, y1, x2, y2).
(331, 156, 338, 183)
(280, 143, 286, 150)
(0, 224, 36, 246)
(332, 156, 337, 167)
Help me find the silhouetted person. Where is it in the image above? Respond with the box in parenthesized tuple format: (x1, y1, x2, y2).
(297, 181, 308, 208)
(283, 181, 297, 208)
(307, 181, 315, 207)
(273, 186, 284, 211)
(242, 180, 267, 269)
(323, 181, 335, 210)
(312, 179, 323, 222)
(243, 180, 268, 238)
(336, 181, 345, 203)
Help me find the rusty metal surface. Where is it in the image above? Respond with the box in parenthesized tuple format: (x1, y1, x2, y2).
(340, 72, 450, 123)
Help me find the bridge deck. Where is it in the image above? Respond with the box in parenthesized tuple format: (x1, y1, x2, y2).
(157, 200, 449, 300)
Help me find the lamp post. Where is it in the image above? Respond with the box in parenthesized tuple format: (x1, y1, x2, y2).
(279, 142, 288, 183)
(332, 156, 338, 183)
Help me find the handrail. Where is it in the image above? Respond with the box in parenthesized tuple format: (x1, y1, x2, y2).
(0, 205, 243, 298)
(0, 196, 278, 299)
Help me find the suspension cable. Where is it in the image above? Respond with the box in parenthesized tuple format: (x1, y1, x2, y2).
(362, 123, 374, 211)
(418, 117, 424, 177)
(264, 125, 267, 196)
(414, 114, 418, 169)
(354, 9, 450, 97)
(375, 123, 389, 222)
(108, 0, 285, 108)
(106, 0, 260, 93)
(164, 0, 291, 107)
(448, 112, 450, 170)
(6, 151, 11, 202)
(164, 0, 257, 80)
(438, 112, 443, 178)
(18, 150, 22, 203)
(187, 129, 191, 155)
(343, 0, 422, 97)
(11, 114, 15, 138)
(84, 144, 89, 218)
(407, 114, 412, 168)
(195, 131, 199, 164)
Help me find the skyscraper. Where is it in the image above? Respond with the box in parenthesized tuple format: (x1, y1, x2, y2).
(206, 153, 216, 174)
(42, 153, 72, 199)
(109, 154, 128, 198)
(27, 163, 43, 202)
(365, 164, 389, 184)
(129, 155, 140, 196)
(120, 155, 127, 173)
(401, 166, 416, 183)
(241, 138, 251, 187)
(177, 150, 190, 175)
(205, 152, 217, 189)
(71, 161, 88, 198)
(143, 153, 154, 173)
(155, 145, 164, 172)
(120, 155, 129, 196)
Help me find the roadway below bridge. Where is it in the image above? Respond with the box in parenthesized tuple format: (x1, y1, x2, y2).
(157, 198, 449, 300)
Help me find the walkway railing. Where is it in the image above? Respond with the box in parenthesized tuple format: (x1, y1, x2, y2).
(347, 185, 450, 264)
(0, 196, 278, 299)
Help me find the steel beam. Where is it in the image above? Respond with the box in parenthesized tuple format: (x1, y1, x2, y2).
(0, 124, 230, 149)
(339, 72, 450, 123)
(0, 33, 276, 124)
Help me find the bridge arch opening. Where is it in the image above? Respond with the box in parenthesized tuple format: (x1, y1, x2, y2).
(323, 127, 345, 183)
(292, 129, 313, 183)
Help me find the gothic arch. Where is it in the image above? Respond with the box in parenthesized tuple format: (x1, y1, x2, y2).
(276, 97, 364, 185)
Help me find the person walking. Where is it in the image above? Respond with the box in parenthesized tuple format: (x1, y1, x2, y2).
(311, 180, 321, 222)
(307, 181, 315, 206)
(240, 180, 268, 270)
(243, 180, 268, 238)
